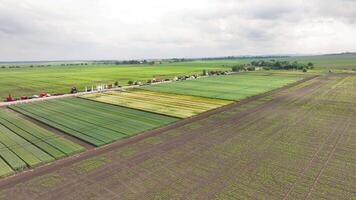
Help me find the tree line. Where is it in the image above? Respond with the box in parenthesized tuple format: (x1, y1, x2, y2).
(232, 60, 314, 72)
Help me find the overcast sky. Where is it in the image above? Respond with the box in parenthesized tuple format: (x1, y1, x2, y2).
(0, 0, 355, 61)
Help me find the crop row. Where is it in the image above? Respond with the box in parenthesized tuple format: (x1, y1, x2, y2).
(10, 98, 178, 147)
(83, 90, 232, 118)
(142, 73, 304, 101)
(0, 110, 84, 177)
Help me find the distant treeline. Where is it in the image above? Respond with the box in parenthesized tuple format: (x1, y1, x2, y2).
(93, 58, 192, 65)
(232, 60, 314, 72)
(94, 60, 154, 65)
(60, 63, 88, 66)
(0, 58, 194, 69)
(0, 63, 90, 69)
(202, 56, 290, 60)
(0, 65, 54, 69)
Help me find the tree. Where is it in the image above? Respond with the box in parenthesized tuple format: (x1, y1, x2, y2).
(303, 68, 307, 72)
(232, 65, 244, 72)
(307, 62, 314, 69)
(203, 69, 208, 75)
(247, 66, 255, 71)
(114, 81, 119, 87)
(128, 80, 134, 85)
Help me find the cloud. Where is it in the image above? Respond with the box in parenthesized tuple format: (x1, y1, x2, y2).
(0, 0, 355, 61)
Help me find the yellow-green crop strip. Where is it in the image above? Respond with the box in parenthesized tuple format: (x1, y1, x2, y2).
(83, 90, 232, 118)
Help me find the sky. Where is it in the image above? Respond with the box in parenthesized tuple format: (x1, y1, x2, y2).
(0, 0, 356, 61)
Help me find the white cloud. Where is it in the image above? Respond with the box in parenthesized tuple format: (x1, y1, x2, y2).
(0, 0, 355, 60)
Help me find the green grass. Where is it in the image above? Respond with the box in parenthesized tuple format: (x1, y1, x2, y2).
(142, 72, 305, 101)
(0, 109, 84, 176)
(82, 90, 232, 118)
(10, 98, 179, 146)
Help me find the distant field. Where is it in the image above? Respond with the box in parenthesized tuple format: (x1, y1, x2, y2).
(0, 109, 84, 177)
(1, 54, 355, 100)
(83, 90, 232, 118)
(0, 62, 233, 100)
(142, 73, 304, 101)
(286, 54, 356, 68)
(10, 98, 178, 146)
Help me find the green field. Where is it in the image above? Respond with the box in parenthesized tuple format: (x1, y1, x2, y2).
(142, 73, 305, 101)
(0, 109, 84, 177)
(10, 98, 178, 146)
(0, 62, 233, 100)
(1, 54, 355, 100)
(83, 90, 232, 118)
(284, 53, 356, 68)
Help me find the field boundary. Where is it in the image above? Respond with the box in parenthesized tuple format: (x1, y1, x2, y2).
(0, 75, 318, 189)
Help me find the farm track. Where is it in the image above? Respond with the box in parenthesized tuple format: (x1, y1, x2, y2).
(0, 75, 318, 190)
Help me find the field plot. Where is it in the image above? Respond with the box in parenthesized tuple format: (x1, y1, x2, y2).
(83, 90, 232, 118)
(0, 110, 84, 177)
(0, 62, 232, 99)
(1, 74, 354, 199)
(10, 98, 178, 147)
(142, 73, 304, 100)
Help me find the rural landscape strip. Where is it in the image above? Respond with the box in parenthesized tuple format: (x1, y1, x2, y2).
(0, 63, 233, 99)
(0, 75, 317, 189)
(0, 80, 166, 107)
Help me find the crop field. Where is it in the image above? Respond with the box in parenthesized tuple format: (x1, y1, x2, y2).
(142, 73, 304, 101)
(10, 98, 178, 147)
(284, 53, 356, 68)
(1, 54, 355, 100)
(0, 110, 84, 177)
(82, 90, 232, 118)
(0, 62, 232, 99)
(0, 74, 354, 199)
